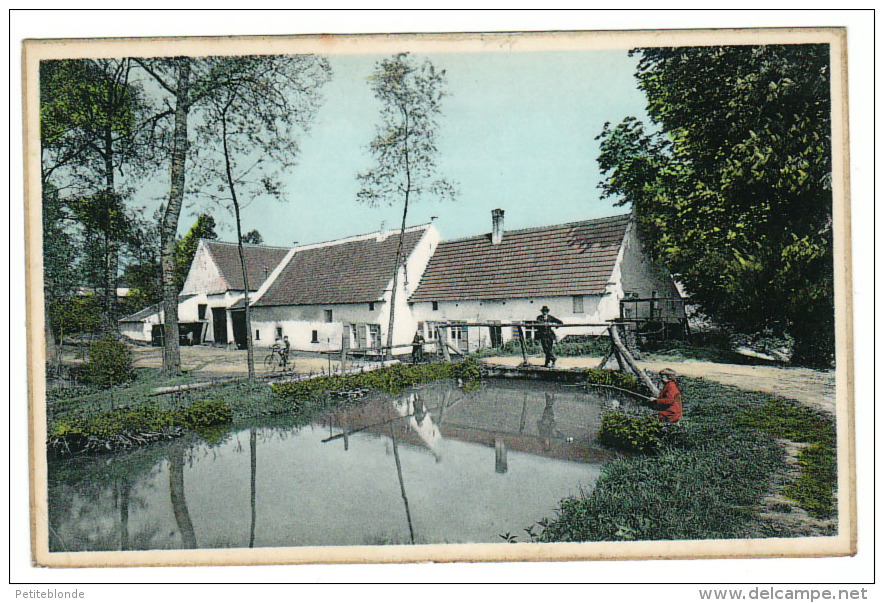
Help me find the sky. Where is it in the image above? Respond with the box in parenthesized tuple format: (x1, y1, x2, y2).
(146, 49, 650, 247)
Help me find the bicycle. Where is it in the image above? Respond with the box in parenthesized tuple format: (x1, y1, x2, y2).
(263, 345, 289, 372)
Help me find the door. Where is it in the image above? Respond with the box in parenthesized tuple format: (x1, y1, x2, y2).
(489, 325, 503, 348)
(231, 310, 247, 349)
(212, 307, 228, 344)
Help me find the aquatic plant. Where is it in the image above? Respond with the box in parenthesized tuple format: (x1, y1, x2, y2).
(271, 360, 481, 405)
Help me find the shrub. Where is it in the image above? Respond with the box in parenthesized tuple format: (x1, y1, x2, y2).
(47, 399, 234, 455)
(176, 399, 234, 429)
(597, 412, 662, 453)
(81, 337, 134, 388)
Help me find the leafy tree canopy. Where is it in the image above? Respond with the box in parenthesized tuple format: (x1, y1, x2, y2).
(597, 45, 833, 366)
(241, 229, 263, 245)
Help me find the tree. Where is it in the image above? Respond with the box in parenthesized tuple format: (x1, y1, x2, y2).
(173, 214, 218, 291)
(40, 59, 149, 335)
(192, 55, 331, 380)
(137, 55, 330, 375)
(241, 230, 263, 245)
(357, 53, 457, 359)
(596, 45, 833, 366)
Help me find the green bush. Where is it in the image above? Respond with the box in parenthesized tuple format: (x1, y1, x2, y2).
(271, 360, 480, 404)
(47, 399, 233, 452)
(597, 412, 662, 453)
(81, 337, 134, 388)
(176, 399, 234, 429)
(583, 368, 650, 396)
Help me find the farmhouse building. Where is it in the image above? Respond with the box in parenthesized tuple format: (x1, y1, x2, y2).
(119, 240, 290, 345)
(121, 209, 682, 355)
(245, 223, 440, 355)
(409, 210, 683, 353)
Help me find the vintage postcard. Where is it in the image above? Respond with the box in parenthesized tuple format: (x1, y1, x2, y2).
(23, 27, 853, 567)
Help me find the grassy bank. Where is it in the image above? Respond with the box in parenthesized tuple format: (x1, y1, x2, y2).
(533, 378, 837, 542)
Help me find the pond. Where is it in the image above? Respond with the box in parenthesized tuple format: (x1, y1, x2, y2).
(47, 378, 645, 550)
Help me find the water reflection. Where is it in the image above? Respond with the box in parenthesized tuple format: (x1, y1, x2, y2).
(48, 379, 636, 550)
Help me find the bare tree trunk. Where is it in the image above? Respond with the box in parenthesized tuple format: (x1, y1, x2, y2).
(222, 107, 255, 380)
(384, 194, 409, 361)
(161, 59, 191, 376)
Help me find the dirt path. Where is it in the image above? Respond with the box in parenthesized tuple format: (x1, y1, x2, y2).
(483, 356, 836, 415)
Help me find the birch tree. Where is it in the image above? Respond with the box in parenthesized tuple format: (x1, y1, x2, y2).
(192, 55, 331, 380)
(357, 53, 456, 359)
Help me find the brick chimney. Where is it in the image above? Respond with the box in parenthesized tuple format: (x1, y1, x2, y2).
(491, 208, 505, 245)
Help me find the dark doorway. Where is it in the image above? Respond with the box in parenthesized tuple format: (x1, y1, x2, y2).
(212, 308, 228, 344)
(231, 310, 247, 350)
(489, 325, 503, 348)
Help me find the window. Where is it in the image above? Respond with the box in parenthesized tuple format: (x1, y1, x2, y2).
(572, 295, 584, 313)
(324, 309, 333, 323)
(255, 330, 260, 341)
(311, 330, 319, 343)
(426, 321, 440, 341)
(276, 327, 283, 339)
(432, 301, 439, 311)
(368, 324, 382, 349)
(368, 302, 375, 311)
(198, 304, 207, 320)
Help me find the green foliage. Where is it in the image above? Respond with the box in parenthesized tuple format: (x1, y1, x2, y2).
(176, 399, 234, 429)
(271, 360, 480, 404)
(42, 183, 78, 303)
(474, 337, 610, 359)
(47, 398, 233, 454)
(536, 430, 781, 542)
(241, 229, 263, 245)
(597, 412, 662, 453)
(733, 400, 835, 446)
(81, 337, 134, 388)
(48, 295, 102, 339)
(735, 400, 836, 518)
(783, 443, 836, 519)
(583, 368, 650, 396)
(173, 214, 217, 291)
(534, 377, 837, 542)
(597, 45, 834, 366)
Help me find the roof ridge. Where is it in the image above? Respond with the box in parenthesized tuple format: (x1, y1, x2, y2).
(202, 239, 293, 251)
(289, 222, 431, 254)
(438, 212, 630, 245)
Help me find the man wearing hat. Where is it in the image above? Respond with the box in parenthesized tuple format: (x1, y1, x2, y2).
(653, 368, 682, 423)
(535, 305, 563, 368)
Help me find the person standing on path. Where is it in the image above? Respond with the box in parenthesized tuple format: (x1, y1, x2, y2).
(535, 306, 563, 368)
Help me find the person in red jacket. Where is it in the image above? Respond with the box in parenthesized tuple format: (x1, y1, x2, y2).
(654, 368, 682, 423)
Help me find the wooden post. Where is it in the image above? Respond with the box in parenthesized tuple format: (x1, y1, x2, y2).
(440, 326, 451, 362)
(609, 325, 659, 396)
(341, 330, 349, 372)
(516, 325, 529, 366)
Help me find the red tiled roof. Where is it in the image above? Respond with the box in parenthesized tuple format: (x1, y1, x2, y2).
(204, 241, 291, 291)
(253, 228, 427, 306)
(409, 214, 630, 303)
